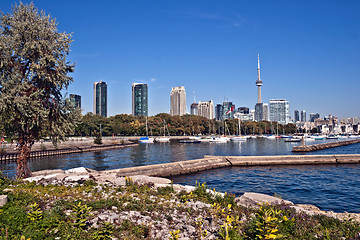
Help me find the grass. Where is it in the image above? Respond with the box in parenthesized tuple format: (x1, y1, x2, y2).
(0, 172, 359, 239)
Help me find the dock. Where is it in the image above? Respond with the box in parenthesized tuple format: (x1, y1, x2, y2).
(292, 139, 360, 152)
(108, 154, 360, 178)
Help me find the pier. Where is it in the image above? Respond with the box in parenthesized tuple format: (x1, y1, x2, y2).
(0, 142, 138, 163)
(292, 139, 360, 152)
(109, 154, 360, 178)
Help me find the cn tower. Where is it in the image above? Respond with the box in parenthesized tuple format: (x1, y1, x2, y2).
(256, 54, 263, 103)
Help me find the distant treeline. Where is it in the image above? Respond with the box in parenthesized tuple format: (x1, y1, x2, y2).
(74, 113, 297, 136)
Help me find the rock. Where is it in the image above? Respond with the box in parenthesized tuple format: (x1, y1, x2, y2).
(65, 167, 89, 174)
(64, 174, 91, 182)
(130, 175, 171, 185)
(23, 173, 61, 182)
(0, 195, 8, 207)
(235, 192, 293, 208)
(31, 169, 65, 177)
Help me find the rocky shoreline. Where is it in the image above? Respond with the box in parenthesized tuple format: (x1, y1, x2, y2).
(0, 167, 359, 239)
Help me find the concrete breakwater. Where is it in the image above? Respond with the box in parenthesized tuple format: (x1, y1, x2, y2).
(108, 154, 360, 177)
(0, 142, 138, 162)
(292, 138, 360, 152)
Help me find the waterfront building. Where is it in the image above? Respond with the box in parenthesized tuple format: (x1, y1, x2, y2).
(198, 101, 214, 119)
(222, 101, 235, 120)
(234, 110, 255, 121)
(215, 104, 223, 121)
(70, 94, 81, 109)
(254, 54, 268, 122)
(170, 86, 186, 116)
(93, 80, 107, 117)
(301, 110, 306, 122)
(237, 107, 249, 114)
(269, 99, 290, 125)
(190, 103, 198, 115)
(309, 113, 320, 122)
(294, 110, 299, 122)
(132, 83, 148, 116)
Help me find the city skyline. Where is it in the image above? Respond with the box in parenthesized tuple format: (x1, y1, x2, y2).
(2, 0, 359, 118)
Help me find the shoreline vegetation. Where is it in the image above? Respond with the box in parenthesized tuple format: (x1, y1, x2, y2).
(0, 167, 359, 239)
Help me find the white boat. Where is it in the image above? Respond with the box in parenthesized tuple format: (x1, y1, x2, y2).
(199, 136, 213, 142)
(326, 135, 338, 139)
(209, 137, 229, 143)
(266, 135, 276, 139)
(139, 117, 154, 143)
(231, 118, 247, 142)
(188, 136, 201, 140)
(155, 137, 170, 143)
(155, 120, 170, 143)
(230, 136, 247, 141)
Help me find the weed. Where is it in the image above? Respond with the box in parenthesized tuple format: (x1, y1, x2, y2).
(169, 229, 180, 240)
(27, 202, 43, 222)
(72, 201, 92, 230)
(92, 221, 113, 240)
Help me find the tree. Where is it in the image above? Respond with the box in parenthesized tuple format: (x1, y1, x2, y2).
(0, 3, 78, 178)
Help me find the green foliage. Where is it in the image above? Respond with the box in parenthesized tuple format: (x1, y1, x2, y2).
(91, 222, 113, 240)
(93, 133, 102, 145)
(72, 201, 92, 230)
(74, 113, 298, 137)
(157, 185, 174, 195)
(27, 202, 43, 222)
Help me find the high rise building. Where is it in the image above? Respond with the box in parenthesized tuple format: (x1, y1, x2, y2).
(254, 54, 268, 122)
(222, 101, 235, 120)
(70, 94, 81, 109)
(301, 110, 306, 122)
(215, 104, 223, 121)
(309, 113, 320, 122)
(93, 80, 107, 117)
(170, 86, 186, 116)
(294, 110, 299, 122)
(198, 101, 214, 119)
(132, 83, 148, 116)
(237, 107, 249, 114)
(269, 99, 290, 125)
(190, 103, 198, 115)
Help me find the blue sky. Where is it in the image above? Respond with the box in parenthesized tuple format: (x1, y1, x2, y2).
(1, 0, 360, 119)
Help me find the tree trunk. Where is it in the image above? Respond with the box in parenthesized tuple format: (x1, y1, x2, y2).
(16, 139, 32, 179)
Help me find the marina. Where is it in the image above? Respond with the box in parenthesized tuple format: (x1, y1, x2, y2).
(1, 137, 360, 212)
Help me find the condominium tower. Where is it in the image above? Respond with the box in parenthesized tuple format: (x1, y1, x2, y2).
(132, 83, 148, 116)
(93, 80, 107, 117)
(170, 86, 186, 116)
(70, 94, 81, 109)
(269, 99, 290, 125)
(198, 101, 214, 119)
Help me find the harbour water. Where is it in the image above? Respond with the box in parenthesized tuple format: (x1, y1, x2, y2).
(1, 138, 360, 212)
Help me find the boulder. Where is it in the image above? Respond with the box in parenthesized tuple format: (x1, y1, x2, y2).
(236, 192, 293, 208)
(0, 195, 8, 207)
(129, 175, 172, 185)
(65, 167, 89, 174)
(31, 169, 65, 177)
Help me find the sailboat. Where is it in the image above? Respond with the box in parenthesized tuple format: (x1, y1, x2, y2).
(155, 120, 170, 143)
(231, 118, 247, 141)
(210, 121, 230, 143)
(139, 117, 154, 143)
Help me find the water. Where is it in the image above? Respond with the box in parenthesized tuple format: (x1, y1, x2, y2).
(1, 138, 360, 212)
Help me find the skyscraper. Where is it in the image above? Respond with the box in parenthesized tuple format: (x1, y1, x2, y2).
(269, 99, 290, 125)
(170, 86, 186, 116)
(70, 94, 81, 109)
(222, 101, 235, 120)
(93, 80, 107, 117)
(198, 101, 214, 119)
(190, 103, 198, 115)
(294, 110, 299, 122)
(310, 113, 320, 122)
(254, 54, 268, 122)
(132, 83, 148, 116)
(301, 110, 306, 122)
(215, 104, 223, 121)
